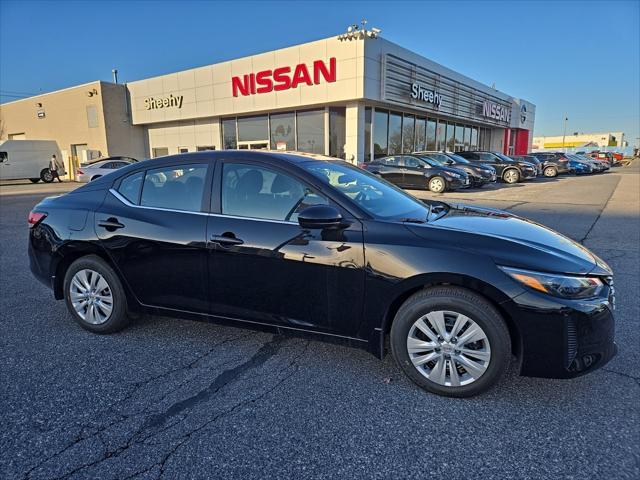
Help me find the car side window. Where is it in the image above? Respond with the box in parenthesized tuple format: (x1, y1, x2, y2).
(478, 153, 495, 162)
(0, 152, 7, 162)
(221, 163, 328, 222)
(403, 156, 421, 168)
(140, 164, 207, 212)
(100, 162, 113, 169)
(379, 156, 398, 166)
(118, 171, 144, 204)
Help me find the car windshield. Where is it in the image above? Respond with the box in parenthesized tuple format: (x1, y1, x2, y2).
(495, 153, 516, 162)
(304, 160, 433, 221)
(419, 153, 450, 165)
(444, 153, 471, 164)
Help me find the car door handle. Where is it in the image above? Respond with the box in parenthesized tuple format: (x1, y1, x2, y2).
(210, 234, 244, 246)
(98, 218, 125, 230)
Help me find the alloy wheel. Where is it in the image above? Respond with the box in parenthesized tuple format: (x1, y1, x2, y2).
(406, 310, 491, 387)
(69, 269, 114, 324)
(504, 169, 519, 184)
(544, 167, 557, 177)
(429, 177, 445, 193)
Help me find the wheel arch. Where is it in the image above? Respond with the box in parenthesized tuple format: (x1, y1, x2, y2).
(52, 242, 140, 312)
(376, 272, 522, 360)
(501, 166, 520, 180)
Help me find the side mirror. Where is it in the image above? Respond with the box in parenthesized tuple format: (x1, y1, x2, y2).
(298, 205, 344, 229)
(446, 159, 454, 165)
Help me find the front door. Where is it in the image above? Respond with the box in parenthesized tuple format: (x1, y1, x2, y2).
(95, 161, 212, 313)
(206, 160, 365, 336)
(372, 156, 405, 186)
(400, 155, 428, 189)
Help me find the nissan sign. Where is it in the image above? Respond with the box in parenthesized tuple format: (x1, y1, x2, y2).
(410, 82, 442, 109)
(482, 100, 511, 123)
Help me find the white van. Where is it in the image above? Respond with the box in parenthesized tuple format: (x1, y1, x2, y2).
(0, 140, 64, 183)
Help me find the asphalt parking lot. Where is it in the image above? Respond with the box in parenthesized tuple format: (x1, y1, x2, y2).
(1, 163, 639, 480)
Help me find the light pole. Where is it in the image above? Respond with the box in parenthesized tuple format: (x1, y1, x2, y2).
(561, 115, 568, 152)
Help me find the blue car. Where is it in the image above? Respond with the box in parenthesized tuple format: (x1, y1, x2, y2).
(568, 159, 593, 175)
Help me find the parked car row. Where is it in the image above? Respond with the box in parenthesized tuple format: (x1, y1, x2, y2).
(360, 149, 613, 193)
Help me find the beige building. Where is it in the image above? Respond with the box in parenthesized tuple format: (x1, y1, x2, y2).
(532, 132, 625, 150)
(1, 31, 536, 173)
(0, 81, 145, 177)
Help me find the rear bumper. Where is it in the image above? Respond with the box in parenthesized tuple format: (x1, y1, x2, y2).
(503, 288, 616, 379)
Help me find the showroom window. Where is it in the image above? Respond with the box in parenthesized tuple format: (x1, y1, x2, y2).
(364, 107, 372, 161)
(238, 115, 268, 144)
(140, 164, 208, 212)
(270, 111, 295, 151)
(470, 127, 478, 150)
(221, 163, 327, 221)
(152, 147, 169, 158)
(329, 107, 346, 158)
(436, 121, 446, 150)
(197, 146, 216, 151)
(296, 110, 325, 154)
(463, 126, 471, 150)
(426, 119, 437, 150)
(402, 114, 415, 153)
(388, 112, 402, 155)
(373, 109, 389, 159)
(445, 123, 455, 151)
(454, 124, 464, 151)
(414, 117, 426, 152)
(222, 118, 237, 149)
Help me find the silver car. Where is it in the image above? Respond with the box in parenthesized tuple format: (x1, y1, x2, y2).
(76, 157, 137, 182)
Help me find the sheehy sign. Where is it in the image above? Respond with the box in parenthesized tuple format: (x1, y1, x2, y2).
(482, 100, 511, 123)
(144, 94, 184, 110)
(410, 82, 442, 109)
(232, 58, 337, 97)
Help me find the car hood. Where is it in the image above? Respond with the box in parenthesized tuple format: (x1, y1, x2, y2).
(410, 204, 611, 276)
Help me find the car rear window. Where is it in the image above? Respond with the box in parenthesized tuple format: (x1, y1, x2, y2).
(118, 172, 144, 204)
(141, 164, 208, 212)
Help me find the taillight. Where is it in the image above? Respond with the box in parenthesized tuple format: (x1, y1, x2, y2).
(28, 211, 47, 228)
(77, 169, 84, 175)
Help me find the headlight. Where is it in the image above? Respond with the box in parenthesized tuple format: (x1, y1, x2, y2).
(444, 171, 461, 179)
(499, 266, 604, 299)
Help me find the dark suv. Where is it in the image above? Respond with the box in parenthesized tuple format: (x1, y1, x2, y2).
(528, 152, 571, 177)
(457, 151, 537, 184)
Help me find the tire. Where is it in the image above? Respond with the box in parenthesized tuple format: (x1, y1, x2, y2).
(63, 255, 131, 334)
(390, 286, 511, 398)
(502, 168, 520, 184)
(29, 178, 40, 183)
(543, 166, 558, 178)
(90, 175, 102, 182)
(40, 168, 54, 183)
(428, 176, 447, 193)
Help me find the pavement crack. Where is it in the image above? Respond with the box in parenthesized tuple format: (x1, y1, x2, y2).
(579, 175, 622, 244)
(601, 367, 640, 387)
(142, 334, 285, 431)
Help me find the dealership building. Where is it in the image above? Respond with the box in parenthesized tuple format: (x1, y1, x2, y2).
(1, 30, 535, 177)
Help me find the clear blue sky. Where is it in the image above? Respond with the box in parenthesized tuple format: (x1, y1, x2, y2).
(1, 0, 638, 143)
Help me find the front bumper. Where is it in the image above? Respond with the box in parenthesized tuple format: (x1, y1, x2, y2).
(522, 168, 538, 180)
(447, 176, 471, 190)
(502, 287, 616, 379)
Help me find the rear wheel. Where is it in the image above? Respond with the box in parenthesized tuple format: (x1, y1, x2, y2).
(428, 176, 446, 193)
(29, 178, 40, 183)
(390, 286, 511, 397)
(543, 166, 558, 177)
(40, 168, 54, 183)
(63, 255, 131, 333)
(502, 168, 520, 184)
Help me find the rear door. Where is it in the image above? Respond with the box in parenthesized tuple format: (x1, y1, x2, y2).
(368, 157, 404, 186)
(205, 159, 366, 336)
(401, 155, 427, 189)
(95, 160, 212, 313)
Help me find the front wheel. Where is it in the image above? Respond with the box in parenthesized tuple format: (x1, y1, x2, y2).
(428, 176, 447, 193)
(63, 255, 131, 334)
(543, 166, 558, 177)
(40, 168, 54, 183)
(390, 286, 511, 397)
(502, 168, 520, 184)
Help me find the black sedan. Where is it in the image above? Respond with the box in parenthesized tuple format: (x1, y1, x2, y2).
(28, 151, 616, 397)
(415, 151, 497, 187)
(361, 154, 470, 193)
(457, 151, 538, 184)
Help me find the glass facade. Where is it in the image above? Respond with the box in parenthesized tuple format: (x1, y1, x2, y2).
(402, 114, 415, 153)
(364, 107, 372, 159)
(296, 109, 324, 154)
(445, 123, 455, 151)
(270, 112, 295, 150)
(388, 112, 402, 155)
(414, 117, 426, 151)
(329, 107, 346, 158)
(237, 115, 268, 142)
(426, 119, 437, 150)
(436, 120, 446, 150)
(222, 119, 237, 149)
(373, 109, 388, 158)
